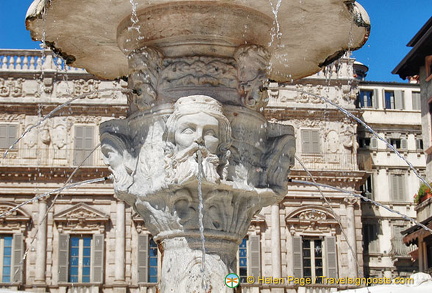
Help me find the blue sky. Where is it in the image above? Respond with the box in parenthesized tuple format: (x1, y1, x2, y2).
(0, 0, 431, 82)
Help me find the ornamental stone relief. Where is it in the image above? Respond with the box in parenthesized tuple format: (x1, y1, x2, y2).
(127, 45, 270, 112)
(100, 95, 295, 239)
(0, 78, 25, 97)
(73, 79, 101, 99)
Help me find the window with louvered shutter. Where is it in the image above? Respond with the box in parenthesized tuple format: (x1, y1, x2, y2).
(12, 234, 23, 283)
(325, 236, 338, 279)
(248, 235, 261, 278)
(394, 90, 404, 109)
(412, 92, 421, 110)
(92, 234, 104, 283)
(391, 174, 406, 201)
(73, 126, 94, 166)
(301, 129, 320, 154)
(58, 234, 69, 283)
(0, 125, 18, 149)
(137, 234, 149, 283)
(292, 236, 303, 278)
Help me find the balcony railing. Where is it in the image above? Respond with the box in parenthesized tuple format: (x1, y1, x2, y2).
(0, 49, 87, 73)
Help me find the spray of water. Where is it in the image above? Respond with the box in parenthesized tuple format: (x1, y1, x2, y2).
(196, 150, 208, 291)
(268, 0, 283, 48)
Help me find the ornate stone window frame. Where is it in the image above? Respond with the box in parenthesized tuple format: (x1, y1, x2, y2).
(54, 203, 109, 234)
(0, 203, 31, 234)
(286, 206, 339, 236)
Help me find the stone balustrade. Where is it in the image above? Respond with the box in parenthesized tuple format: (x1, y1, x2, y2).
(0, 49, 87, 73)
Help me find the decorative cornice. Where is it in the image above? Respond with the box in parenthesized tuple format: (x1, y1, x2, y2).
(54, 203, 110, 233)
(0, 166, 111, 183)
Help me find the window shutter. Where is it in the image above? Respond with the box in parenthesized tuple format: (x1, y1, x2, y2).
(0, 125, 18, 149)
(248, 235, 261, 278)
(395, 91, 404, 109)
(92, 234, 104, 283)
(74, 126, 94, 166)
(401, 138, 408, 150)
(301, 130, 311, 154)
(302, 130, 320, 154)
(58, 234, 69, 283)
(412, 92, 421, 110)
(138, 234, 149, 283)
(325, 236, 338, 279)
(292, 236, 303, 278)
(370, 137, 377, 149)
(373, 89, 379, 108)
(12, 234, 24, 283)
(391, 175, 405, 201)
(311, 130, 320, 154)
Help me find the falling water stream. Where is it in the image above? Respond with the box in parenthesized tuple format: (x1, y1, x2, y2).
(196, 149, 208, 291)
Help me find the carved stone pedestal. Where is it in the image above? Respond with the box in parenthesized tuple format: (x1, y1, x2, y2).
(26, 1, 370, 291)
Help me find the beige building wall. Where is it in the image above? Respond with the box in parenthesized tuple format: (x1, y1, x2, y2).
(0, 49, 422, 293)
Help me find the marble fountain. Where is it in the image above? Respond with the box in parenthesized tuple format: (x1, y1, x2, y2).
(26, 0, 370, 292)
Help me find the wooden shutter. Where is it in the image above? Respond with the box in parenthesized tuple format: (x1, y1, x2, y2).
(391, 174, 405, 201)
(401, 138, 408, 150)
(311, 130, 320, 153)
(12, 234, 23, 283)
(292, 236, 303, 278)
(370, 137, 377, 149)
(325, 236, 338, 279)
(92, 234, 104, 283)
(395, 90, 404, 109)
(302, 130, 320, 154)
(0, 124, 17, 149)
(302, 130, 311, 154)
(412, 92, 421, 110)
(74, 126, 94, 166)
(373, 89, 379, 109)
(58, 234, 69, 283)
(137, 234, 149, 283)
(248, 235, 261, 278)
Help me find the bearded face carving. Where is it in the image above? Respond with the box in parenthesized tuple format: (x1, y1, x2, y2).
(163, 95, 232, 185)
(100, 95, 295, 208)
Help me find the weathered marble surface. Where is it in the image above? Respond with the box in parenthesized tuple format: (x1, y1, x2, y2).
(26, 0, 370, 80)
(100, 95, 295, 291)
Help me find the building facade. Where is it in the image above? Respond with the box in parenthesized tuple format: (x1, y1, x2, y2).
(394, 17, 432, 274)
(0, 49, 423, 293)
(356, 80, 423, 278)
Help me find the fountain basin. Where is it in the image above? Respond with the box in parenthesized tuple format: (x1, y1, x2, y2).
(26, 0, 369, 80)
